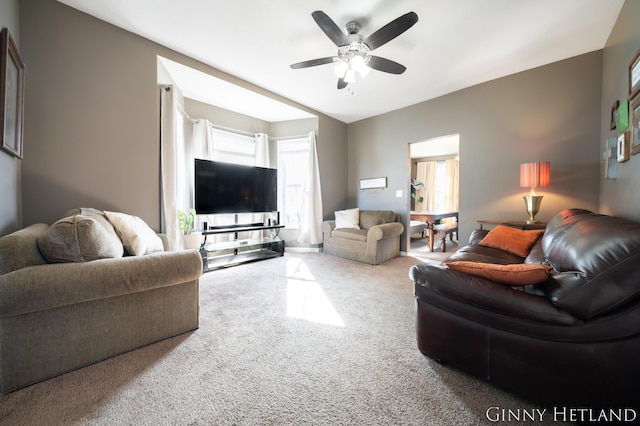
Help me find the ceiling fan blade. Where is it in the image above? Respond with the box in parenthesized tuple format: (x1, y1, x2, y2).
(290, 57, 335, 69)
(312, 10, 349, 47)
(368, 56, 406, 74)
(337, 78, 348, 89)
(364, 11, 418, 50)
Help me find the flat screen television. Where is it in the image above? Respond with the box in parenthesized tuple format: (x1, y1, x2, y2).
(195, 159, 277, 214)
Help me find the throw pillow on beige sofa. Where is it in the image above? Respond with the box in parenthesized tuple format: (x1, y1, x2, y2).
(37, 208, 124, 263)
(104, 210, 164, 256)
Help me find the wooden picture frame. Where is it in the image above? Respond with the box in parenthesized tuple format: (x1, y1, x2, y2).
(630, 48, 640, 101)
(631, 97, 640, 155)
(610, 100, 620, 131)
(1, 27, 25, 159)
(617, 131, 630, 162)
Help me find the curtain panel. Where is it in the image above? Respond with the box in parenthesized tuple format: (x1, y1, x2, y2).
(296, 131, 323, 245)
(159, 85, 184, 251)
(415, 161, 437, 211)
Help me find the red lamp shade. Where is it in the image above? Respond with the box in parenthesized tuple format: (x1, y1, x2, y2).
(520, 162, 550, 188)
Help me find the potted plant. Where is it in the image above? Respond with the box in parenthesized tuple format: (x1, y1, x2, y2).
(178, 209, 201, 249)
(410, 179, 424, 203)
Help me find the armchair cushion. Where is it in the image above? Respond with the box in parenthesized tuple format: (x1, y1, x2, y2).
(331, 228, 368, 242)
(359, 210, 396, 230)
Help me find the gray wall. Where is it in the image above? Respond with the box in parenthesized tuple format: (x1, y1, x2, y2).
(18, 0, 346, 232)
(0, 0, 21, 236)
(349, 52, 603, 251)
(599, 0, 640, 219)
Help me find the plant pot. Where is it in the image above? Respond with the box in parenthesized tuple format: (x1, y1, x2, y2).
(182, 234, 202, 250)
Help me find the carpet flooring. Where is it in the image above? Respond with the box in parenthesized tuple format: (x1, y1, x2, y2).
(0, 252, 562, 425)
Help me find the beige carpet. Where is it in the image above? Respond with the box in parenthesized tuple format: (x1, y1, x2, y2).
(0, 252, 562, 425)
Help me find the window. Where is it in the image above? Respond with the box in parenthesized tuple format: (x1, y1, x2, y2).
(434, 160, 447, 211)
(210, 129, 255, 165)
(277, 138, 310, 229)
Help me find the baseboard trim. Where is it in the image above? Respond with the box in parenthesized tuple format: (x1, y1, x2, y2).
(285, 247, 321, 253)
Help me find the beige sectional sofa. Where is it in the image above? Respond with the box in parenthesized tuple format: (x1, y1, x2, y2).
(0, 208, 202, 394)
(322, 209, 404, 265)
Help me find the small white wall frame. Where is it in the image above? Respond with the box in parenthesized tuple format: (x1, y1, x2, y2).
(359, 177, 387, 190)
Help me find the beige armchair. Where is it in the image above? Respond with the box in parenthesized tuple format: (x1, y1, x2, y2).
(322, 209, 404, 265)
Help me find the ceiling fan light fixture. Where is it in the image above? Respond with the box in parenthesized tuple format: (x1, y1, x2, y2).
(351, 55, 370, 78)
(334, 61, 348, 78)
(344, 68, 356, 83)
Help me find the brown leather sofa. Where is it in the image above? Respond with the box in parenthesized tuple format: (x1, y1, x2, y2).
(409, 209, 640, 410)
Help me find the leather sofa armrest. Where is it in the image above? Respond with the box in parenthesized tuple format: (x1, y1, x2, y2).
(367, 222, 405, 241)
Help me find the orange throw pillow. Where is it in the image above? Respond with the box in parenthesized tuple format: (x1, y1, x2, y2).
(447, 261, 552, 285)
(479, 225, 544, 257)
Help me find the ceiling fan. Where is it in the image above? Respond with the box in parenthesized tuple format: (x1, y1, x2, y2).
(290, 10, 419, 89)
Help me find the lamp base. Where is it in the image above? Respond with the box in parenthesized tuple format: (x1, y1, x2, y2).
(523, 195, 543, 224)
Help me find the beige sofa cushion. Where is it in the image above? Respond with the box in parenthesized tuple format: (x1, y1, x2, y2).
(37, 209, 124, 263)
(331, 228, 368, 242)
(359, 210, 396, 230)
(104, 211, 164, 256)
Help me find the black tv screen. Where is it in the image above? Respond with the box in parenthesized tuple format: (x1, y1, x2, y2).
(195, 159, 277, 214)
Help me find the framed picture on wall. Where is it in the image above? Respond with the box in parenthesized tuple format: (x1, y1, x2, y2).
(630, 48, 640, 100)
(631, 97, 640, 155)
(610, 100, 620, 130)
(1, 27, 26, 159)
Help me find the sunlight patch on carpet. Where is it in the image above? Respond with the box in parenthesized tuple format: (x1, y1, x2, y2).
(286, 258, 344, 327)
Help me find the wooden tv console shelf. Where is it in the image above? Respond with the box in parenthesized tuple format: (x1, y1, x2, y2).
(199, 223, 285, 272)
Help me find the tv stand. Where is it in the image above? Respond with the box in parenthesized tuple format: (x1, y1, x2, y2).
(199, 223, 285, 272)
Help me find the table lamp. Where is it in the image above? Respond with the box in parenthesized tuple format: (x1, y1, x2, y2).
(520, 161, 550, 224)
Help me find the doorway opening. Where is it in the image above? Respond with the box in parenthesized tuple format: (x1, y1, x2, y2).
(407, 135, 459, 261)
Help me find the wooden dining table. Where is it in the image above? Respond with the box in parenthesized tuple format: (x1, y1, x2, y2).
(410, 211, 459, 252)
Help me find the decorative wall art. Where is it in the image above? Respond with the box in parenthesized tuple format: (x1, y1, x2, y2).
(604, 137, 618, 179)
(632, 96, 640, 155)
(359, 177, 387, 190)
(614, 99, 629, 133)
(1, 27, 25, 159)
(617, 131, 630, 163)
(630, 48, 640, 100)
(610, 100, 620, 130)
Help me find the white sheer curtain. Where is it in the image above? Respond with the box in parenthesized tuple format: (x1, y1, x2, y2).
(193, 119, 215, 159)
(297, 131, 323, 244)
(415, 161, 437, 211)
(253, 133, 270, 239)
(159, 85, 184, 251)
(444, 158, 459, 212)
(255, 133, 269, 167)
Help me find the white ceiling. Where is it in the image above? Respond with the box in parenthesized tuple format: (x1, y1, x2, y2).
(58, 0, 623, 124)
(411, 135, 459, 158)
